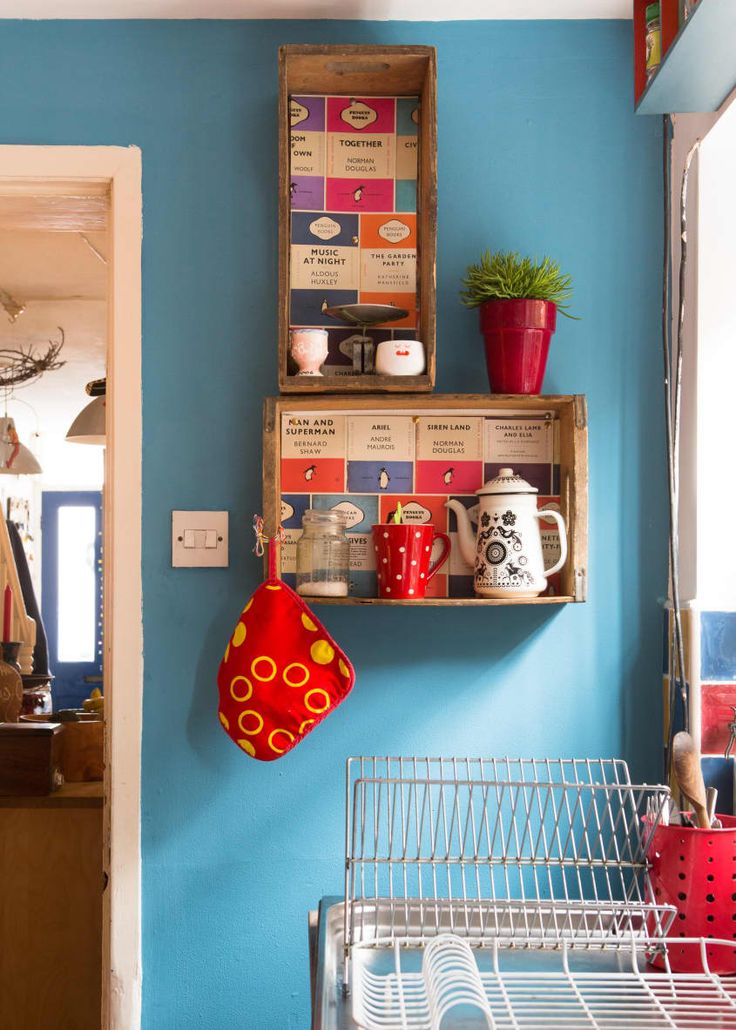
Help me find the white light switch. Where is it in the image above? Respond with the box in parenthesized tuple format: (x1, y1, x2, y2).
(172, 511, 229, 568)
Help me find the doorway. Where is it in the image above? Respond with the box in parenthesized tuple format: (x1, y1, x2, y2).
(0, 147, 142, 1030)
(41, 490, 104, 710)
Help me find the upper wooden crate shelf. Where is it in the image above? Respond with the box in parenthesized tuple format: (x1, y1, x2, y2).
(263, 394, 588, 606)
(278, 45, 437, 394)
(635, 0, 736, 113)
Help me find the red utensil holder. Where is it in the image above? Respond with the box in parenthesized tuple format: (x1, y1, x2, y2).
(647, 814, 736, 973)
(372, 523, 450, 599)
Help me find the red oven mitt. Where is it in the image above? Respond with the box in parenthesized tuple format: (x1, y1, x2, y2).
(217, 539, 355, 761)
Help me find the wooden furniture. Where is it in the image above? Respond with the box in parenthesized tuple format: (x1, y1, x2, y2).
(635, 0, 736, 113)
(278, 45, 437, 393)
(0, 722, 62, 795)
(21, 715, 105, 784)
(59, 719, 104, 783)
(263, 394, 588, 605)
(0, 781, 103, 1030)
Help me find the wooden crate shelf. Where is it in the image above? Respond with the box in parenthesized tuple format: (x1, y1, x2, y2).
(635, 0, 736, 113)
(305, 595, 573, 607)
(263, 394, 588, 606)
(278, 44, 437, 393)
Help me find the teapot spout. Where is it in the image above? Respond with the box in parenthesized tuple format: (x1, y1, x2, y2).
(445, 500, 476, 568)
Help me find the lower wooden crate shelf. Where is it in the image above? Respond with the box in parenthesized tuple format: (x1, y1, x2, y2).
(307, 594, 574, 607)
(263, 393, 588, 607)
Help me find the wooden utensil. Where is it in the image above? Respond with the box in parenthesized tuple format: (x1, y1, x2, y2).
(672, 731, 710, 829)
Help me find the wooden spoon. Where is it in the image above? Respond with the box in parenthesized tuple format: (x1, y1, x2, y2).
(672, 731, 710, 828)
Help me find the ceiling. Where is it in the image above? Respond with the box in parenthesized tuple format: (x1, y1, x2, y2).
(0, 0, 630, 18)
(0, 230, 106, 479)
(0, 231, 107, 301)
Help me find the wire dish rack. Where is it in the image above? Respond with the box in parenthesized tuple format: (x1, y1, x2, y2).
(352, 934, 736, 1029)
(344, 755, 674, 987)
(337, 756, 736, 1028)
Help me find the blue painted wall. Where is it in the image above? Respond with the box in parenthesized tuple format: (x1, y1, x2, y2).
(0, 19, 666, 1028)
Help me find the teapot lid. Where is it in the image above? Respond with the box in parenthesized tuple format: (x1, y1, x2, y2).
(477, 467, 538, 496)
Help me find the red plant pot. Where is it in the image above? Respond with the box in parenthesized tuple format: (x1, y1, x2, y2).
(479, 298, 557, 394)
(371, 524, 450, 599)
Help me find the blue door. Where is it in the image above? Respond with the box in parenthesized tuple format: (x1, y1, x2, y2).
(41, 491, 103, 710)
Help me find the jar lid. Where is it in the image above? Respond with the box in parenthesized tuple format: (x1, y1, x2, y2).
(645, 2, 660, 19)
(476, 467, 538, 496)
(302, 508, 349, 525)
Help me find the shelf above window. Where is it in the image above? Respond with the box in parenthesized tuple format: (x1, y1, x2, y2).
(636, 0, 736, 114)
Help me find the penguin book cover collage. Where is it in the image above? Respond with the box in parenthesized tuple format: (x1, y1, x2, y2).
(289, 94, 419, 374)
(280, 412, 564, 598)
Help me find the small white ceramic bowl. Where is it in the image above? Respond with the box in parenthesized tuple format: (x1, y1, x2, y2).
(375, 339, 426, 376)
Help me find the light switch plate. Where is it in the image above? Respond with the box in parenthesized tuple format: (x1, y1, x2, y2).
(172, 511, 229, 568)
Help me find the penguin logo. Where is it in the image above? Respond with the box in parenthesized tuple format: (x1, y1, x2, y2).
(443, 467, 455, 485)
(353, 185, 365, 203)
(304, 465, 317, 482)
(378, 467, 391, 490)
(290, 182, 297, 199)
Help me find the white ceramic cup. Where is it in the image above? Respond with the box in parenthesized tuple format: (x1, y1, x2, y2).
(290, 328, 329, 376)
(375, 339, 426, 376)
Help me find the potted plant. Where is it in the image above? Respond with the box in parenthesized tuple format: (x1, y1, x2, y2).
(460, 250, 575, 394)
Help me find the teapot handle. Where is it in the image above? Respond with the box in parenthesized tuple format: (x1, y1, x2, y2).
(533, 510, 568, 577)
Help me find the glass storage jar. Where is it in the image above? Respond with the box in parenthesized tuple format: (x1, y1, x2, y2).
(296, 510, 350, 597)
(645, 2, 661, 82)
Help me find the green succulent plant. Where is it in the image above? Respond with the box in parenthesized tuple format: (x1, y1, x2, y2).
(460, 250, 576, 317)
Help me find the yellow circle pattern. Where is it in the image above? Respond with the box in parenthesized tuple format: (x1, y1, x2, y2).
(238, 709, 263, 735)
(268, 728, 295, 754)
(301, 613, 318, 632)
(222, 638, 345, 753)
(265, 584, 281, 591)
(230, 675, 253, 702)
(310, 639, 335, 665)
(242, 598, 253, 613)
(305, 688, 331, 714)
(223, 643, 230, 664)
(283, 662, 310, 688)
(251, 656, 277, 682)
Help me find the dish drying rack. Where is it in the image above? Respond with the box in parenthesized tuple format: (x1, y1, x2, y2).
(341, 756, 736, 1029)
(354, 934, 736, 1028)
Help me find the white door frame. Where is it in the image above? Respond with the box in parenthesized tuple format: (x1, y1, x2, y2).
(0, 145, 143, 1030)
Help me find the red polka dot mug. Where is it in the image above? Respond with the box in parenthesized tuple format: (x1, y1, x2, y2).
(371, 523, 450, 599)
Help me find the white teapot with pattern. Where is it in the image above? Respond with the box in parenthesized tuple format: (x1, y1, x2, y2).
(445, 467, 568, 598)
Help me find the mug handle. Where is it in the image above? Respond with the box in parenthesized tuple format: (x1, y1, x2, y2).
(426, 532, 451, 583)
(533, 510, 568, 577)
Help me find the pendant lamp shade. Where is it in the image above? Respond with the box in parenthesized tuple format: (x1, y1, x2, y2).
(0, 416, 42, 474)
(66, 394, 106, 445)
